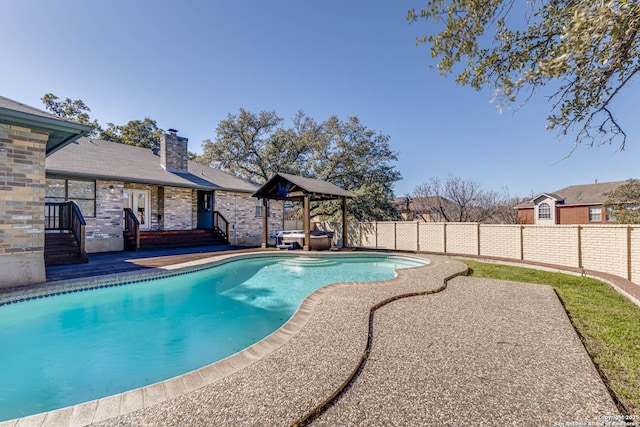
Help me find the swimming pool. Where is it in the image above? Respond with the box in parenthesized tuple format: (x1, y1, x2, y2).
(0, 253, 427, 421)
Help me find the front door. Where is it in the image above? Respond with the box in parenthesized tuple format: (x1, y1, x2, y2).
(197, 191, 213, 229)
(124, 189, 151, 230)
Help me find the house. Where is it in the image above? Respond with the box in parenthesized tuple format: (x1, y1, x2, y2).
(515, 180, 628, 225)
(392, 196, 452, 222)
(44, 130, 283, 258)
(0, 95, 91, 287)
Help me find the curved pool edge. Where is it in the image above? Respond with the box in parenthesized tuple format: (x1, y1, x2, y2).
(0, 251, 427, 307)
(0, 250, 439, 426)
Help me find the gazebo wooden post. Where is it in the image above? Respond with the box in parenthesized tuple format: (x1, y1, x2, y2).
(342, 196, 348, 248)
(261, 198, 268, 248)
(303, 194, 311, 251)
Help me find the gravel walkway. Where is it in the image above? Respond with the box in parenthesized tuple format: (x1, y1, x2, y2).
(313, 276, 618, 426)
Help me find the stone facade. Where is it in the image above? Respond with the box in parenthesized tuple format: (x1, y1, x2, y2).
(161, 186, 194, 230)
(80, 181, 276, 251)
(0, 124, 48, 286)
(215, 191, 283, 246)
(160, 132, 188, 172)
(84, 180, 125, 253)
(83, 182, 197, 251)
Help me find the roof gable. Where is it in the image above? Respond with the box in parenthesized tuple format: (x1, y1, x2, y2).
(253, 172, 355, 201)
(532, 193, 562, 204)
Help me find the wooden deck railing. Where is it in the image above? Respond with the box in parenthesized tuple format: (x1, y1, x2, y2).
(123, 208, 140, 250)
(213, 211, 229, 239)
(45, 201, 86, 256)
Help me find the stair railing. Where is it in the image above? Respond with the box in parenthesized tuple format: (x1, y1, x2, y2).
(123, 208, 140, 250)
(213, 211, 230, 240)
(45, 201, 86, 257)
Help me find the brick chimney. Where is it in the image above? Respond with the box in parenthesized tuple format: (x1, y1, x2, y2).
(160, 129, 189, 172)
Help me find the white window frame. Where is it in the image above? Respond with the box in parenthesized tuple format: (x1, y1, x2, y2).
(589, 206, 602, 222)
(538, 202, 551, 219)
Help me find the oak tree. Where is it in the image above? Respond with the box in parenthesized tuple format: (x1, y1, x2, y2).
(100, 118, 163, 150)
(41, 93, 102, 137)
(42, 93, 166, 150)
(605, 179, 640, 223)
(408, 1, 640, 151)
(200, 109, 401, 221)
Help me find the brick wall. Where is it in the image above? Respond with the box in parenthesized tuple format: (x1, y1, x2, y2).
(480, 225, 521, 259)
(376, 222, 396, 249)
(215, 191, 282, 246)
(85, 180, 124, 252)
(446, 223, 479, 255)
(162, 187, 194, 230)
(631, 228, 640, 284)
(319, 221, 640, 285)
(396, 222, 418, 251)
(359, 223, 377, 248)
(557, 205, 607, 224)
(76, 183, 282, 251)
(160, 132, 188, 172)
(418, 223, 445, 252)
(0, 124, 48, 286)
(523, 226, 579, 266)
(517, 208, 534, 224)
(581, 225, 628, 279)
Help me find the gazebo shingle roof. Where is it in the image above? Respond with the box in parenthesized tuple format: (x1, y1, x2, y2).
(252, 172, 355, 201)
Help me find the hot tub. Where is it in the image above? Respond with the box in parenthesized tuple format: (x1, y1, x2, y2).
(276, 230, 333, 250)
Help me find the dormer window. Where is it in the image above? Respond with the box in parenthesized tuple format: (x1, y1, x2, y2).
(538, 202, 551, 219)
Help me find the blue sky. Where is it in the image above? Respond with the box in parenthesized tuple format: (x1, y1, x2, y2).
(2, 1, 638, 198)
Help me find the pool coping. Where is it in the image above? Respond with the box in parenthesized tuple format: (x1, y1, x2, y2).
(0, 251, 437, 427)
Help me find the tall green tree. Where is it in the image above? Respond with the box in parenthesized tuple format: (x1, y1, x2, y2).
(605, 179, 640, 223)
(42, 93, 164, 149)
(100, 118, 163, 149)
(408, 1, 640, 151)
(200, 109, 401, 221)
(41, 93, 102, 137)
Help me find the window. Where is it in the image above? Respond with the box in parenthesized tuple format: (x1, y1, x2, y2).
(45, 178, 96, 217)
(605, 205, 615, 222)
(538, 202, 551, 219)
(255, 199, 271, 217)
(589, 206, 602, 222)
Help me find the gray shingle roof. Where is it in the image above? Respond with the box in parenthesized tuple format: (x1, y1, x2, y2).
(0, 95, 91, 155)
(46, 137, 258, 192)
(515, 180, 629, 208)
(0, 96, 65, 121)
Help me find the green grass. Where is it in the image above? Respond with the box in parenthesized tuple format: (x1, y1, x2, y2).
(462, 260, 640, 415)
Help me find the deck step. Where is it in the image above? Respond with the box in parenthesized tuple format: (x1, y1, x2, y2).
(138, 229, 228, 250)
(45, 233, 88, 266)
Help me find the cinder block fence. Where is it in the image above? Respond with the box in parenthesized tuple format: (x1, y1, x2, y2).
(317, 222, 640, 285)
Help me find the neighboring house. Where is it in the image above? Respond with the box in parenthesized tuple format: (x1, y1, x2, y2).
(393, 196, 451, 222)
(45, 130, 282, 255)
(515, 180, 628, 225)
(0, 96, 91, 287)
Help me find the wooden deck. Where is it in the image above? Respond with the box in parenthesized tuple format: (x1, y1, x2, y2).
(43, 245, 266, 283)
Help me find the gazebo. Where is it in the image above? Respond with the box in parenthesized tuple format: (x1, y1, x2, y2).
(252, 172, 355, 250)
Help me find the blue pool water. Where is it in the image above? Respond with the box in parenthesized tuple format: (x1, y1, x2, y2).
(0, 254, 426, 421)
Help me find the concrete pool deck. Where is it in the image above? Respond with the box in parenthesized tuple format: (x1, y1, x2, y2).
(0, 252, 620, 426)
